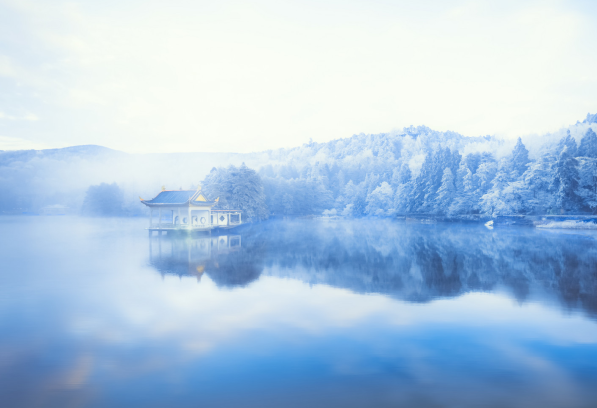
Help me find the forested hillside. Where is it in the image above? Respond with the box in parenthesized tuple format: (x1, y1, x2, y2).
(1, 113, 596, 217)
(256, 113, 597, 217)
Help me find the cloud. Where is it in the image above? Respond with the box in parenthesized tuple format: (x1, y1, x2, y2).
(0, 135, 48, 150)
(0, 0, 596, 153)
(22, 113, 39, 121)
(67, 273, 597, 354)
(0, 112, 39, 121)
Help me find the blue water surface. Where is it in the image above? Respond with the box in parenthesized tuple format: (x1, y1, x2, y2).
(1, 216, 597, 408)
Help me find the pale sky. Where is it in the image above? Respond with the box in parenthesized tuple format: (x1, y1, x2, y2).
(0, 0, 596, 153)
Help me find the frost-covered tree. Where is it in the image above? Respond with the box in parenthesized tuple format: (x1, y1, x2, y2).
(392, 164, 414, 215)
(393, 181, 413, 214)
(449, 162, 474, 215)
(392, 163, 412, 186)
(556, 130, 578, 157)
(578, 128, 597, 158)
(479, 139, 533, 214)
(410, 151, 434, 212)
(435, 168, 456, 214)
(480, 161, 511, 216)
(577, 158, 597, 213)
(450, 153, 496, 214)
(365, 182, 394, 216)
(339, 180, 368, 217)
(203, 163, 269, 221)
(473, 160, 497, 204)
(509, 137, 531, 178)
(411, 147, 460, 213)
(523, 155, 554, 214)
(364, 173, 382, 196)
(263, 177, 332, 216)
(551, 146, 580, 213)
(82, 182, 124, 216)
(497, 180, 532, 214)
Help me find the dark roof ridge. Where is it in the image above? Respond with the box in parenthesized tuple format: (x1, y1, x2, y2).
(141, 188, 218, 206)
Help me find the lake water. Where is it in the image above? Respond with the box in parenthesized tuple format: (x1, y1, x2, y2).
(1, 216, 597, 408)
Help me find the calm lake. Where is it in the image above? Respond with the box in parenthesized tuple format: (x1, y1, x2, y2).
(1, 216, 597, 408)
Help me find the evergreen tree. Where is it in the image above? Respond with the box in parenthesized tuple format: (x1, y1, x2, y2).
(435, 168, 456, 214)
(498, 180, 532, 214)
(412, 147, 460, 213)
(481, 160, 511, 216)
(411, 152, 433, 212)
(339, 180, 358, 208)
(339, 180, 368, 217)
(391, 164, 413, 214)
(472, 159, 497, 210)
(577, 158, 597, 213)
(452, 160, 467, 194)
(391, 163, 411, 186)
(463, 153, 482, 174)
(365, 182, 394, 216)
(203, 163, 269, 221)
(82, 182, 124, 216)
(577, 128, 597, 158)
(551, 146, 580, 213)
(335, 170, 347, 195)
(509, 137, 531, 178)
(556, 130, 578, 157)
(393, 181, 413, 214)
(364, 173, 381, 196)
(449, 161, 474, 215)
(523, 155, 553, 214)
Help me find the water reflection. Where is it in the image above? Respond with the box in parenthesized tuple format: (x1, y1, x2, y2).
(148, 220, 597, 318)
(149, 233, 242, 279)
(149, 232, 265, 287)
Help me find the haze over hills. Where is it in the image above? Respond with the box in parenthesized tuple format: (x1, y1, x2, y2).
(1, 113, 596, 217)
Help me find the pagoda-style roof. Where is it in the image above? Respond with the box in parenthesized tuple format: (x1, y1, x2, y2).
(141, 189, 217, 207)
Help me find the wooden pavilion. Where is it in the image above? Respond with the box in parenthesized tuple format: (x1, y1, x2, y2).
(140, 186, 241, 233)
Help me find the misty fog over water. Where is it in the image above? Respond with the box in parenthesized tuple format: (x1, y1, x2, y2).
(1, 216, 597, 408)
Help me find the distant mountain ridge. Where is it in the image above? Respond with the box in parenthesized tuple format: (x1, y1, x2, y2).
(0, 145, 124, 167)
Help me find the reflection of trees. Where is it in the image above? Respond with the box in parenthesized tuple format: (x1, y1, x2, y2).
(207, 247, 264, 287)
(250, 220, 597, 318)
(207, 226, 267, 287)
(148, 220, 597, 317)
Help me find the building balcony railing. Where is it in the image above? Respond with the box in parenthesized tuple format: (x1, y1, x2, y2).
(150, 222, 212, 229)
(149, 220, 242, 230)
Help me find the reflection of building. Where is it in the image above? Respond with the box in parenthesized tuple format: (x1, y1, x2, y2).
(149, 233, 242, 280)
(140, 186, 241, 233)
